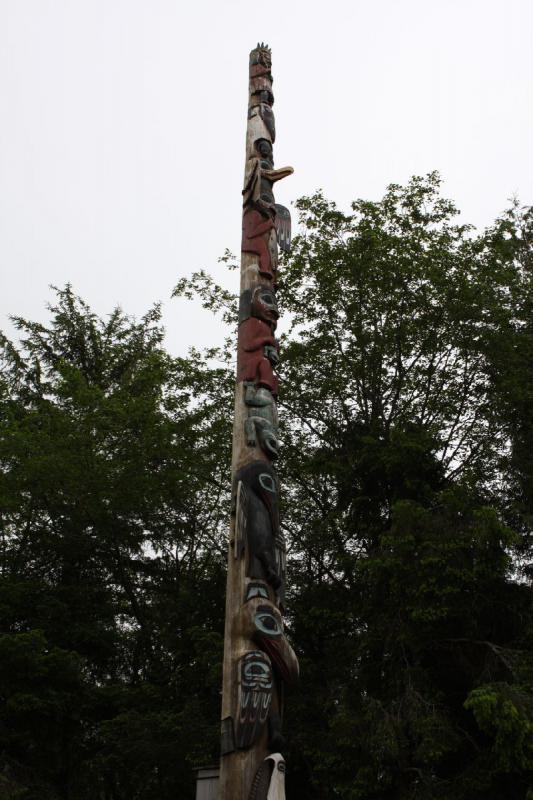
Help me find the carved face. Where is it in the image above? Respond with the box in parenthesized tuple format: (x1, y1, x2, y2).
(256, 138, 273, 167)
(252, 287, 279, 324)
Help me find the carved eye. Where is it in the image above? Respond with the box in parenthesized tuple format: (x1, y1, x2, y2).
(262, 292, 275, 307)
(255, 607, 282, 638)
(259, 473, 276, 493)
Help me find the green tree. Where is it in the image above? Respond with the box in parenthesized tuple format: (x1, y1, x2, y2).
(2, 173, 532, 800)
(277, 176, 533, 800)
(0, 287, 233, 798)
(176, 173, 532, 799)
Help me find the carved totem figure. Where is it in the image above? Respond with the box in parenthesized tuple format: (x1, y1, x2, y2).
(244, 383, 280, 459)
(249, 101, 276, 143)
(238, 286, 280, 396)
(242, 132, 292, 285)
(238, 588, 299, 686)
(242, 210, 277, 281)
(219, 44, 294, 800)
(234, 461, 284, 595)
(243, 139, 293, 214)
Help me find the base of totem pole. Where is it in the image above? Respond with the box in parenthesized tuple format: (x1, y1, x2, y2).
(194, 765, 219, 800)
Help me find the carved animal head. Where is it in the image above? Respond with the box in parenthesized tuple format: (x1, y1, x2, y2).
(239, 287, 279, 328)
(255, 418, 280, 460)
(251, 286, 279, 325)
(237, 594, 299, 687)
(250, 44, 272, 70)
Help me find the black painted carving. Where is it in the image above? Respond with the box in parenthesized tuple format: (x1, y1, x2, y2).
(235, 650, 273, 749)
(248, 757, 273, 800)
(234, 461, 283, 595)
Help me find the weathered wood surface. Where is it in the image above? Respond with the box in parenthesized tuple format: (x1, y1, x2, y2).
(218, 44, 294, 800)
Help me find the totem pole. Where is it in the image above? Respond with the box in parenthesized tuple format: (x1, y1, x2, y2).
(219, 45, 297, 800)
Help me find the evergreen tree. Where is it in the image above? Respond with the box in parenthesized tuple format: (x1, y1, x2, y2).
(0, 288, 233, 798)
(276, 176, 533, 799)
(1, 174, 531, 799)
(176, 174, 532, 799)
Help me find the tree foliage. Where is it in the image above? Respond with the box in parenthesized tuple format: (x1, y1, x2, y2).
(277, 175, 533, 800)
(1, 174, 532, 799)
(0, 288, 233, 798)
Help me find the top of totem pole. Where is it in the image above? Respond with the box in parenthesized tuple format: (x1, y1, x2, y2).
(250, 43, 272, 69)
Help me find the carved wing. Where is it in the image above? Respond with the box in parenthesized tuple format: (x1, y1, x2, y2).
(274, 204, 291, 252)
(248, 753, 286, 800)
(235, 651, 273, 749)
(235, 480, 248, 559)
(248, 758, 274, 800)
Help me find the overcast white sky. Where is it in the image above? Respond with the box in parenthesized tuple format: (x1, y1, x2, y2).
(1, 0, 532, 356)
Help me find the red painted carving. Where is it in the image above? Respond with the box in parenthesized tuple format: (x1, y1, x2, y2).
(242, 210, 276, 281)
(238, 318, 279, 396)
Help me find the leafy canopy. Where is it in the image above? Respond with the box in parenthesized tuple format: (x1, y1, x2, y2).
(1, 174, 532, 799)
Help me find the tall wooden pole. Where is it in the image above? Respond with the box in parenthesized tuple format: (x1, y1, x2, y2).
(218, 44, 296, 800)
